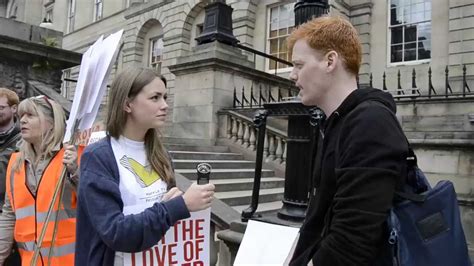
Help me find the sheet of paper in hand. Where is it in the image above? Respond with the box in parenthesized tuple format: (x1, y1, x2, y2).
(234, 220, 299, 266)
(123, 208, 211, 266)
(87, 131, 107, 145)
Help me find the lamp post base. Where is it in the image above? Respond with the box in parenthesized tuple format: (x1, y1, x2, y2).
(277, 199, 307, 221)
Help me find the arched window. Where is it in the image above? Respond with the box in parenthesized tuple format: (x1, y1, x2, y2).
(142, 21, 163, 73)
(149, 38, 163, 73)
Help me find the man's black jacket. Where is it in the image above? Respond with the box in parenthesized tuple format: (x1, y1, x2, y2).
(290, 88, 408, 266)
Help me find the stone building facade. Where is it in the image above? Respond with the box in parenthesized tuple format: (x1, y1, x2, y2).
(1, 0, 473, 256)
(2, 0, 472, 107)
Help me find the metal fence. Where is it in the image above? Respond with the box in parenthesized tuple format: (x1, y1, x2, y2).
(369, 65, 473, 101)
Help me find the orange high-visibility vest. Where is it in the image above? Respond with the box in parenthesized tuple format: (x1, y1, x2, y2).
(5, 147, 84, 266)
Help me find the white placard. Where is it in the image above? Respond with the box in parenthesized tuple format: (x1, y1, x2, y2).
(87, 131, 107, 145)
(234, 220, 299, 266)
(123, 208, 211, 266)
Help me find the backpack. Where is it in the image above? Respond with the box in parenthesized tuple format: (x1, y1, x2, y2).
(336, 101, 472, 266)
(377, 147, 472, 266)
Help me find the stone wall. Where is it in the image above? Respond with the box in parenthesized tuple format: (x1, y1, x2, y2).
(397, 99, 474, 253)
(0, 55, 29, 98)
(0, 18, 81, 98)
(449, 0, 474, 67)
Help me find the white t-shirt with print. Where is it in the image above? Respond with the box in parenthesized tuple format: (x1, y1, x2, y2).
(111, 136, 168, 266)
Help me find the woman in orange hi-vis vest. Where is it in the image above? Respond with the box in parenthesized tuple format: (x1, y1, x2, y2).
(0, 95, 83, 266)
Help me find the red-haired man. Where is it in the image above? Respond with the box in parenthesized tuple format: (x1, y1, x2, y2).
(288, 16, 408, 265)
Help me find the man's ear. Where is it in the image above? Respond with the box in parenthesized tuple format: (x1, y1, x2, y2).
(326, 51, 338, 73)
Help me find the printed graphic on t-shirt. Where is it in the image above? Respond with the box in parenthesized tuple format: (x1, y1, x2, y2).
(119, 155, 160, 187)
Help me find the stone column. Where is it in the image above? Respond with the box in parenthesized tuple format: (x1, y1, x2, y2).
(167, 41, 253, 145)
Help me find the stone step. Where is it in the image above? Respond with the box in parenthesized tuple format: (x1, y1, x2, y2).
(166, 144, 230, 153)
(232, 201, 284, 215)
(214, 188, 284, 206)
(169, 151, 244, 160)
(211, 177, 285, 192)
(176, 169, 274, 179)
(172, 159, 255, 169)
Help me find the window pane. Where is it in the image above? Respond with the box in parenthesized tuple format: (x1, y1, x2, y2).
(424, 2, 431, 12)
(278, 53, 287, 68)
(418, 44, 431, 59)
(153, 38, 163, 56)
(280, 4, 290, 21)
(390, 8, 400, 25)
(404, 42, 417, 61)
(269, 59, 277, 70)
(278, 61, 287, 69)
(279, 19, 288, 30)
(280, 38, 288, 54)
(412, 11, 425, 23)
(391, 44, 403, 63)
(403, 6, 410, 23)
(418, 22, 431, 59)
(391, 26, 403, 44)
(418, 22, 431, 44)
(424, 10, 431, 20)
(270, 39, 278, 54)
(269, 28, 278, 37)
(270, 21, 278, 31)
(397, 7, 404, 24)
(413, 3, 424, 13)
(288, 26, 295, 34)
(289, 15, 295, 28)
(279, 27, 287, 36)
(270, 7, 278, 23)
(404, 25, 417, 42)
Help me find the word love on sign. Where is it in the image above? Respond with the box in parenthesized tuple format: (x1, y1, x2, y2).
(124, 209, 210, 266)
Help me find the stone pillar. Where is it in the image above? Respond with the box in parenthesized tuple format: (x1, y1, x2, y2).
(167, 41, 253, 145)
(448, 0, 474, 68)
(347, 0, 373, 86)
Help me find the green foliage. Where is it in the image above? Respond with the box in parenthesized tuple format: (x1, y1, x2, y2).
(41, 37, 58, 48)
(32, 37, 59, 71)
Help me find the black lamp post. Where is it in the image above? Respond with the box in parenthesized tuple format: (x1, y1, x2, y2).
(195, 0, 239, 46)
(294, 0, 329, 26)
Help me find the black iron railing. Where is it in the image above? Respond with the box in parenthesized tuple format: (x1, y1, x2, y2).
(234, 43, 293, 76)
(233, 85, 298, 109)
(372, 64, 473, 101)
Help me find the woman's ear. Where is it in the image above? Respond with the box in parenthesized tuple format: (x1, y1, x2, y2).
(123, 99, 132, 113)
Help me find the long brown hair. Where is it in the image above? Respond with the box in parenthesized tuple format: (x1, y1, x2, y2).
(106, 67, 174, 185)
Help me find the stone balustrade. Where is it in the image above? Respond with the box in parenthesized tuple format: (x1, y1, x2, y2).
(219, 110, 287, 165)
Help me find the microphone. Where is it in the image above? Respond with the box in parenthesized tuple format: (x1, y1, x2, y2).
(196, 163, 211, 185)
